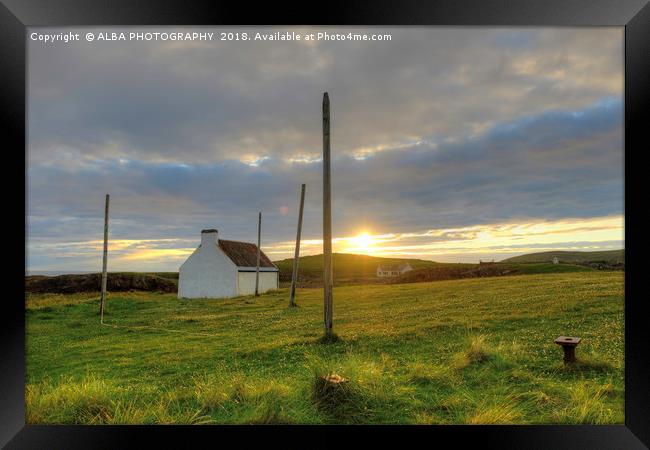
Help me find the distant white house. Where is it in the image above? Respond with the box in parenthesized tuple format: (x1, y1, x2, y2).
(552, 256, 559, 264)
(376, 262, 413, 278)
(178, 229, 279, 299)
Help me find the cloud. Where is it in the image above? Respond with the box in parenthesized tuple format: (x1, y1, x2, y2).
(28, 27, 622, 165)
(27, 27, 623, 270)
(28, 215, 623, 269)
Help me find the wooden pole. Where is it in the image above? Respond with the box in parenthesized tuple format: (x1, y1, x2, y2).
(255, 211, 262, 296)
(99, 193, 110, 324)
(322, 92, 334, 338)
(289, 184, 306, 307)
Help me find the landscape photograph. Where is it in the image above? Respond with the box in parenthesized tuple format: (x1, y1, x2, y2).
(26, 26, 624, 424)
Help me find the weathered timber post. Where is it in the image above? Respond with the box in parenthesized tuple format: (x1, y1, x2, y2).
(322, 92, 334, 338)
(289, 184, 306, 307)
(99, 193, 110, 324)
(255, 211, 262, 296)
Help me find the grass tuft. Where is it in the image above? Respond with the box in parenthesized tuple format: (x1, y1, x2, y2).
(248, 385, 292, 424)
(453, 335, 493, 369)
(193, 374, 294, 424)
(26, 373, 211, 424)
(311, 373, 355, 417)
(551, 382, 621, 424)
(467, 335, 491, 363)
(466, 399, 521, 424)
(193, 377, 230, 412)
(26, 374, 119, 424)
(305, 354, 411, 423)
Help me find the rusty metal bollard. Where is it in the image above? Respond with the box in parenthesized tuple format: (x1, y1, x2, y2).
(554, 336, 582, 364)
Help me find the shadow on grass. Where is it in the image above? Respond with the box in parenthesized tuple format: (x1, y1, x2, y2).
(316, 333, 341, 345)
(406, 364, 460, 389)
(560, 358, 614, 375)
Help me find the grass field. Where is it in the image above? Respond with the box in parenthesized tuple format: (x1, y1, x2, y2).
(25, 271, 624, 424)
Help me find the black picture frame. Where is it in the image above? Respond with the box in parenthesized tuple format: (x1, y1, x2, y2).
(2, 0, 648, 447)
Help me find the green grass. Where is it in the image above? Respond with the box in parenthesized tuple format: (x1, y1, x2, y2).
(25, 271, 624, 424)
(502, 249, 624, 264)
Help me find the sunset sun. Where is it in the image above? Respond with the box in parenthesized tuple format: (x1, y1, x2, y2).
(347, 232, 376, 253)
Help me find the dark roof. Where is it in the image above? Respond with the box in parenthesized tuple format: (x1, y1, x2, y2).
(218, 239, 277, 269)
(202, 229, 218, 233)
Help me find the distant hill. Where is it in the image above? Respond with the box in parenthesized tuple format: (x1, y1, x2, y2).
(274, 253, 609, 287)
(386, 262, 593, 284)
(501, 249, 624, 264)
(273, 253, 465, 286)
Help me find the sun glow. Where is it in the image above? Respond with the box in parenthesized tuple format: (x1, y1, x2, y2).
(352, 233, 372, 247)
(260, 215, 623, 262)
(344, 232, 378, 254)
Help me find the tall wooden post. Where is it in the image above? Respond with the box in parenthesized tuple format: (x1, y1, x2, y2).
(322, 92, 334, 338)
(289, 184, 306, 307)
(255, 211, 262, 296)
(99, 193, 110, 324)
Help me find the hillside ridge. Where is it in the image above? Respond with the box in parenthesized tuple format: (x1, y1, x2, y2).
(502, 249, 624, 263)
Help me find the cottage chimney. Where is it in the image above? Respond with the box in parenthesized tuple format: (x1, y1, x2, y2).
(201, 229, 218, 247)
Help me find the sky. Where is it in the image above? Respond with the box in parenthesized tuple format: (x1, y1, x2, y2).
(27, 27, 624, 272)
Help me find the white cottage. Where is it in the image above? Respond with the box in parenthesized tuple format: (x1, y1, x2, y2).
(376, 262, 413, 278)
(178, 229, 279, 299)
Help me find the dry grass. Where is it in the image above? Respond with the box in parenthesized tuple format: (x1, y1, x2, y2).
(551, 381, 621, 424)
(465, 393, 522, 424)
